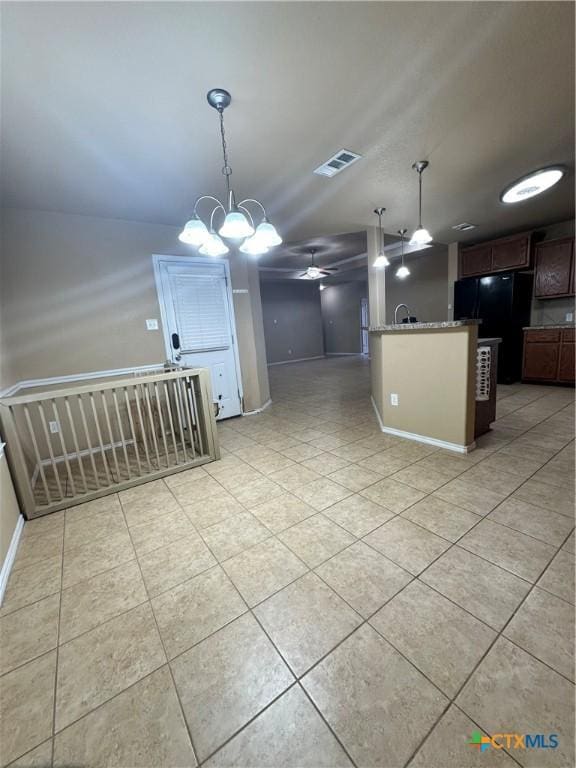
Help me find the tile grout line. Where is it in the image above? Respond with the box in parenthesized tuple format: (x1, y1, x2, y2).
(116, 490, 202, 768)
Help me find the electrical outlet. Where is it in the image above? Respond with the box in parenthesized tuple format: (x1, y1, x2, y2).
(566, 312, 573, 322)
(288, 349, 293, 355)
(146, 319, 159, 330)
(390, 393, 399, 407)
(49, 421, 59, 434)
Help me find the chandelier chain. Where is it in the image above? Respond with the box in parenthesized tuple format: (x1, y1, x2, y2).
(218, 109, 232, 196)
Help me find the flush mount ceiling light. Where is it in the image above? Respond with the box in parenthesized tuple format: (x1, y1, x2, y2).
(373, 208, 390, 268)
(409, 160, 433, 246)
(500, 166, 565, 204)
(179, 89, 282, 257)
(396, 229, 410, 279)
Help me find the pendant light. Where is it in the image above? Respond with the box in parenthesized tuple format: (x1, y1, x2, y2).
(396, 229, 410, 278)
(179, 89, 282, 256)
(409, 161, 433, 245)
(372, 208, 390, 268)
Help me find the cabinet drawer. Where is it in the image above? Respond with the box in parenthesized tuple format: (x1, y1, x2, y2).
(561, 328, 575, 343)
(525, 329, 561, 343)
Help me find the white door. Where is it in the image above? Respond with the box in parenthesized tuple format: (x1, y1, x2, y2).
(154, 256, 243, 419)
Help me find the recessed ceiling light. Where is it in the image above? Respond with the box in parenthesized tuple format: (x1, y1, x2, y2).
(500, 166, 565, 204)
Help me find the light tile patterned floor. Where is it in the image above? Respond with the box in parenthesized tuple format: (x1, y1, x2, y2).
(1, 356, 574, 767)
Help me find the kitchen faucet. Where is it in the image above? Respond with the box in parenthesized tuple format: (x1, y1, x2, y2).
(394, 303, 411, 325)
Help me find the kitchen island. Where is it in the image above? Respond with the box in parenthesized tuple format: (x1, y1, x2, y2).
(370, 320, 480, 453)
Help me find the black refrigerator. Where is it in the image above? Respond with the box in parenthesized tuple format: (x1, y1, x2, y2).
(454, 272, 533, 384)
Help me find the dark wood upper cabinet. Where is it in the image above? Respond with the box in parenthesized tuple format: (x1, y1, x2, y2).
(491, 235, 530, 271)
(459, 232, 531, 278)
(459, 245, 492, 277)
(534, 238, 574, 299)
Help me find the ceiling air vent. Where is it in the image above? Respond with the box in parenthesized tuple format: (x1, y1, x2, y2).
(452, 222, 477, 231)
(314, 149, 362, 178)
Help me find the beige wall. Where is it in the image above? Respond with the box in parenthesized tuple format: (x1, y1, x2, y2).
(371, 325, 477, 449)
(0, 208, 270, 411)
(0, 452, 21, 567)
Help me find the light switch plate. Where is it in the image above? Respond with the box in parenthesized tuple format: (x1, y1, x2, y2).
(146, 319, 159, 330)
(565, 312, 573, 322)
(390, 393, 399, 406)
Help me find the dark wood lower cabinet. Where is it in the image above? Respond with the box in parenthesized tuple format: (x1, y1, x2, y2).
(523, 328, 575, 384)
(523, 341, 560, 380)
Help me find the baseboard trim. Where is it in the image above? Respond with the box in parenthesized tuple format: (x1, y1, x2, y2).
(370, 397, 475, 454)
(0, 363, 166, 399)
(267, 356, 325, 367)
(0, 515, 24, 606)
(325, 352, 362, 356)
(243, 398, 272, 416)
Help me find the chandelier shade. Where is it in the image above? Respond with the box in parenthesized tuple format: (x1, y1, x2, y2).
(179, 89, 281, 257)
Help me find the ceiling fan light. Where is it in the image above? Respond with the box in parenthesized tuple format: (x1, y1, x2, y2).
(396, 265, 410, 279)
(178, 217, 209, 246)
(218, 210, 254, 239)
(373, 253, 390, 268)
(409, 227, 432, 245)
(239, 236, 268, 256)
(254, 220, 282, 247)
(306, 266, 322, 279)
(199, 232, 229, 257)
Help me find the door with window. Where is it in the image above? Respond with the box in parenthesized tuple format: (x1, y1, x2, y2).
(154, 256, 242, 419)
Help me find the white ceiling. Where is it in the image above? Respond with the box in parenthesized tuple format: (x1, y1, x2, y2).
(1, 2, 574, 251)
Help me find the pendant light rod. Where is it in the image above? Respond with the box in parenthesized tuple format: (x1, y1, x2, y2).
(412, 160, 428, 228)
(410, 160, 432, 246)
(372, 208, 390, 268)
(398, 228, 408, 264)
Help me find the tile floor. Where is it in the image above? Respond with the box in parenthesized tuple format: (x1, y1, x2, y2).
(1, 356, 574, 768)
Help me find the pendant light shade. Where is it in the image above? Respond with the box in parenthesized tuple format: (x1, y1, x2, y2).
(239, 235, 268, 256)
(395, 229, 410, 279)
(396, 265, 410, 279)
(254, 220, 282, 247)
(218, 210, 254, 239)
(372, 207, 390, 268)
(199, 231, 229, 257)
(409, 160, 433, 246)
(179, 217, 209, 246)
(410, 227, 432, 245)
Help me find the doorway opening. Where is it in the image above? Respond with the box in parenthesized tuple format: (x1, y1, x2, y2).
(360, 297, 370, 355)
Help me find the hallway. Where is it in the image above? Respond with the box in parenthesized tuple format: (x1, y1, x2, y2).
(1, 356, 574, 767)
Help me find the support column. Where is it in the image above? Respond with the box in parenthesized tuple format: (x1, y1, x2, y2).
(367, 226, 386, 327)
(447, 242, 459, 320)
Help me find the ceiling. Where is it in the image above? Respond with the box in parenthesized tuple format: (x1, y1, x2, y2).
(1, 2, 574, 256)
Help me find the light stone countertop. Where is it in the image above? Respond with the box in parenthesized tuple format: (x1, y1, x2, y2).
(523, 324, 574, 331)
(369, 320, 481, 332)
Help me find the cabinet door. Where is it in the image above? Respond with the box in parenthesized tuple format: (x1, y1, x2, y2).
(491, 235, 530, 272)
(534, 239, 574, 298)
(558, 342, 575, 383)
(460, 245, 492, 277)
(523, 342, 559, 381)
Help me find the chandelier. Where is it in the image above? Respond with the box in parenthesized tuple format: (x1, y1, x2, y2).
(179, 89, 282, 257)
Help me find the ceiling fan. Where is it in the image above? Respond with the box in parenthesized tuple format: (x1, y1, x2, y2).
(299, 248, 338, 279)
